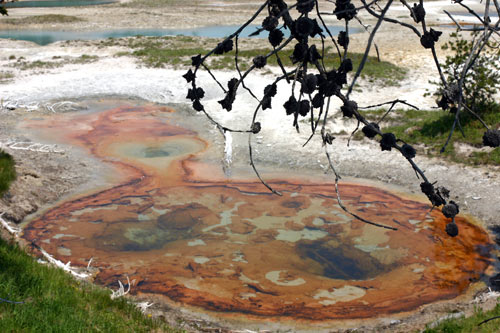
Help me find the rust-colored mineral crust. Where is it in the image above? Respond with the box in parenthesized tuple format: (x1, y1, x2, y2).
(22, 105, 492, 321)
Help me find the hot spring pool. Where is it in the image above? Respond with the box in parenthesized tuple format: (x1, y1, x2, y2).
(0, 25, 356, 45)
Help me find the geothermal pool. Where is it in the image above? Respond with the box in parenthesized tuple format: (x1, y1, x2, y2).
(0, 25, 355, 45)
(21, 102, 491, 323)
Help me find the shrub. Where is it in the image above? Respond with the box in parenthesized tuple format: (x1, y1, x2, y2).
(436, 31, 500, 114)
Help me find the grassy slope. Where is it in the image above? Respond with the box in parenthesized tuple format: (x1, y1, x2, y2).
(0, 238, 181, 332)
(356, 105, 500, 165)
(11, 54, 99, 71)
(2, 14, 83, 25)
(115, 36, 406, 85)
(0, 150, 15, 195)
(120, 0, 184, 8)
(424, 304, 500, 332)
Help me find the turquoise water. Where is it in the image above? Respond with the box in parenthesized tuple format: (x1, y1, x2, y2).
(4, 0, 113, 8)
(0, 25, 352, 45)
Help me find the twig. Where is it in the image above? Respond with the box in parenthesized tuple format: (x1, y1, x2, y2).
(478, 315, 500, 326)
(363, 0, 422, 37)
(325, 149, 397, 231)
(0, 212, 21, 236)
(347, 0, 394, 98)
(36, 246, 90, 279)
(184, 0, 498, 234)
(359, 99, 419, 110)
(0, 297, 25, 304)
(462, 104, 490, 130)
(248, 133, 282, 196)
(111, 276, 131, 299)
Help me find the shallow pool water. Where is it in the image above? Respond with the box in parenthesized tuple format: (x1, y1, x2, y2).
(21, 101, 492, 322)
(0, 25, 354, 45)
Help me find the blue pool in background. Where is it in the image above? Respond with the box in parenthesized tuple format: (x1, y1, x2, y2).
(0, 25, 354, 45)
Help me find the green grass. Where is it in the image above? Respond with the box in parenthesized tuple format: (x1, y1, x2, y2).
(0, 237, 181, 332)
(0, 151, 15, 195)
(424, 304, 500, 332)
(72, 54, 99, 64)
(12, 60, 63, 71)
(119, 0, 184, 8)
(3, 14, 83, 25)
(234, 47, 407, 84)
(0, 71, 14, 83)
(469, 148, 500, 165)
(356, 105, 500, 165)
(118, 37, 407, 84)
(131, 46, 208, 68)
(12, 55, 98, 71)
(114, 36, 209, 68)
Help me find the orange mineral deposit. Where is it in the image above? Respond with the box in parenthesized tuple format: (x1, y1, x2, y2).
(22, 104, 492, 321)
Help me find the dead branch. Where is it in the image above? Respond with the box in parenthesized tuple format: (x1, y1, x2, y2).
(184, 0, 499, 236)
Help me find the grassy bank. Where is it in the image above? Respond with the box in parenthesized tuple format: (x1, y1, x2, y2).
(0, 150, 15, 195)
(0, 71, 14, 83)
(356, 105, 500, 165)
(119, 0, 185, 8)
(0, 237, 180, 332)
(2, 14, 83, 25)
(9, 54, 99, 71)
(115, 36, 406, 85)
(424, 304, 500, 332)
